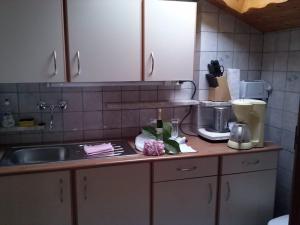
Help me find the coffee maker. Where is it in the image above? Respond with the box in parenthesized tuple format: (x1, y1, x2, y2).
(227, 99, 266, 149)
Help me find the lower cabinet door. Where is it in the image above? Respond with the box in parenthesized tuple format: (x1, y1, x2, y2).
(219, 170, 277, 225)
(76, 163, 150, 225)
(153, 176, 217, 225)
(0, 171, 72, 225)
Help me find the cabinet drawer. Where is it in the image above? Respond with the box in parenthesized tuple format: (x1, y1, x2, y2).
(222, 151, 278, 175)
(153, 157, 218, 182)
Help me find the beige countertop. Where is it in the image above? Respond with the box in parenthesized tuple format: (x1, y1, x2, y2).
(0, 136, 281, 176)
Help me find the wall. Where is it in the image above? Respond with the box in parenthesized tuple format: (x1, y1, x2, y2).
(0, 83, 195, 145)
(194, 0, 264, 128)
(262, 28, 300, 216)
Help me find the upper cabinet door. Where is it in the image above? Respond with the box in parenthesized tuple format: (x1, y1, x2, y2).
(144, 0, 197, 81)
(0, 0, 65, 83)
(67, 0, 142, 82)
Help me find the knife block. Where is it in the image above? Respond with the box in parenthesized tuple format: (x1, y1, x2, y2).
(208, 75, 231, 102)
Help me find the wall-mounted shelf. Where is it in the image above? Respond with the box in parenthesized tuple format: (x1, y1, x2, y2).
(105, 100, 199, 110)
(200, 101, 231, 108)
(0, 126, 45, 133)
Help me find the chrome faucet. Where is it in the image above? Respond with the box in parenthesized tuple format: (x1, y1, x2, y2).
(37, 100, 68, 130)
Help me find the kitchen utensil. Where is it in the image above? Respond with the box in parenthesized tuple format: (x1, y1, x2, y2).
(207, 60, 224, 77)
(227, 123, 253, 150)
(214, 107, 230, 133)
(206, 74, 219, 87)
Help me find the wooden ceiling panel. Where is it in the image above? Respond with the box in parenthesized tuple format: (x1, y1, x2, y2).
(207, 0, 300, 32)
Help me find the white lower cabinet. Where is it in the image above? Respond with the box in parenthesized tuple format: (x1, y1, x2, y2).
(219, 152, 278, 225)
(0, 171, 72, 225)
(152, 157, 219, 225)
(219, 170, 277, 225)
(153, 176, 217, 225)
(75, 163, 150, 225)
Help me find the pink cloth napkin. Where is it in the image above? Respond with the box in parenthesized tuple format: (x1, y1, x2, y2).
(84, 143, 114, 156)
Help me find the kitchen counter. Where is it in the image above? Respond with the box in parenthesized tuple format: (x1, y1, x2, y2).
(0, 136, 281, 176)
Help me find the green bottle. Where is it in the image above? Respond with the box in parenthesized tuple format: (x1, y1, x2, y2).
(156, 108, 163, 140)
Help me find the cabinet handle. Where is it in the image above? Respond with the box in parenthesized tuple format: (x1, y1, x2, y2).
(76, 51, 81, 76)
(242, 159, 260, 166)
(149, 52, 155, 76)
(208, 183, 213, 204)
(52, 50, 57, 76)
(83, 176, 87, 201)
(225, 181, 231, 201)
(176, 166, 197, 172)
(59, 178, 64, 203)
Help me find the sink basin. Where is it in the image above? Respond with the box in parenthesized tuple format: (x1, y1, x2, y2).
(9, 147, 67, 165)
(1, 140, 137, 166)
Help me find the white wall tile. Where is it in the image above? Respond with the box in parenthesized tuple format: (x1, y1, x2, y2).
(269, 91, 285, 110)
(217, 33, 234, 51)
(288, 51, 300, 72)
(199, 51, 217, 71)
(261, 71, 273, 84)
(274, 52, 288, 72)
(262, 53, 274, 71)
(250, 34, 263, 52)
(273, 72, 286, 91)
(234, 34, 250, 52)
(284, 92, 300, 113)
(290, 29, 300, 51)
(286, 72, 300, 93)
(217, 51, 233, 69)
(218, 13, 235, 33)
(200, 13, 219, 32)
(200, 32, 218, 51)
(233, 52, 249, 70)
(248, 53, 262, 70)
(275, 31, 290, 51)
(103, 110, 121, 129)
(264, 33, 276, 52)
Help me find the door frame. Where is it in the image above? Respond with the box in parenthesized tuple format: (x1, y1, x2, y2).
(289, 101, 300, 225)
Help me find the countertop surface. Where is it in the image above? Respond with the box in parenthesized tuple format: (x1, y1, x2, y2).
(0, 136, 281, 176)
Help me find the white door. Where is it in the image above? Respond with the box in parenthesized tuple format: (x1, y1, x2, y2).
(0, 0, 65, 83)
(153, 176, 217, 225)
(76, 163, 150, 225)
(0, 171, 72, 225)
(144, 0, 197, 81)
(67, 0, 142, 82)
(219, 170, 277, 225)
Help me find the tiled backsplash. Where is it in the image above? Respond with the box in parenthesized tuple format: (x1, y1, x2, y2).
(262, 27, 300, 216)
(0, 83, 195, 145)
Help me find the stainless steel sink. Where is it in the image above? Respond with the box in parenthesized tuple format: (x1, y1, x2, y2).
(9, 147, 67, 165)
(1, 140, 137, 166)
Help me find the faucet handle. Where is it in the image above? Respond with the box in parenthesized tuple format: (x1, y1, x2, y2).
(37, 101, 47, 110)
(58, 101, 68, 110)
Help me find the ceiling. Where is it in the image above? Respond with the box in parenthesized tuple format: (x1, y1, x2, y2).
(207, 0, 300, 32)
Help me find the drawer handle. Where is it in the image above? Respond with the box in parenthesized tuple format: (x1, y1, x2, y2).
(176, 166, 197, 172)
(59, 178, 64, 203)
(83, 176, 87, 201)
(208, 183, 213, 204)
(52, 50, 57, 76)
(242, 159, 260, 166)
(225, 181, 231, 201)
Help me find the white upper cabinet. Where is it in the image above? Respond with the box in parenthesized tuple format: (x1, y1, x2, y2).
(144, 0, 197, 81)
(67, 0, 142, 82)
(0, 0, 65, 83)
